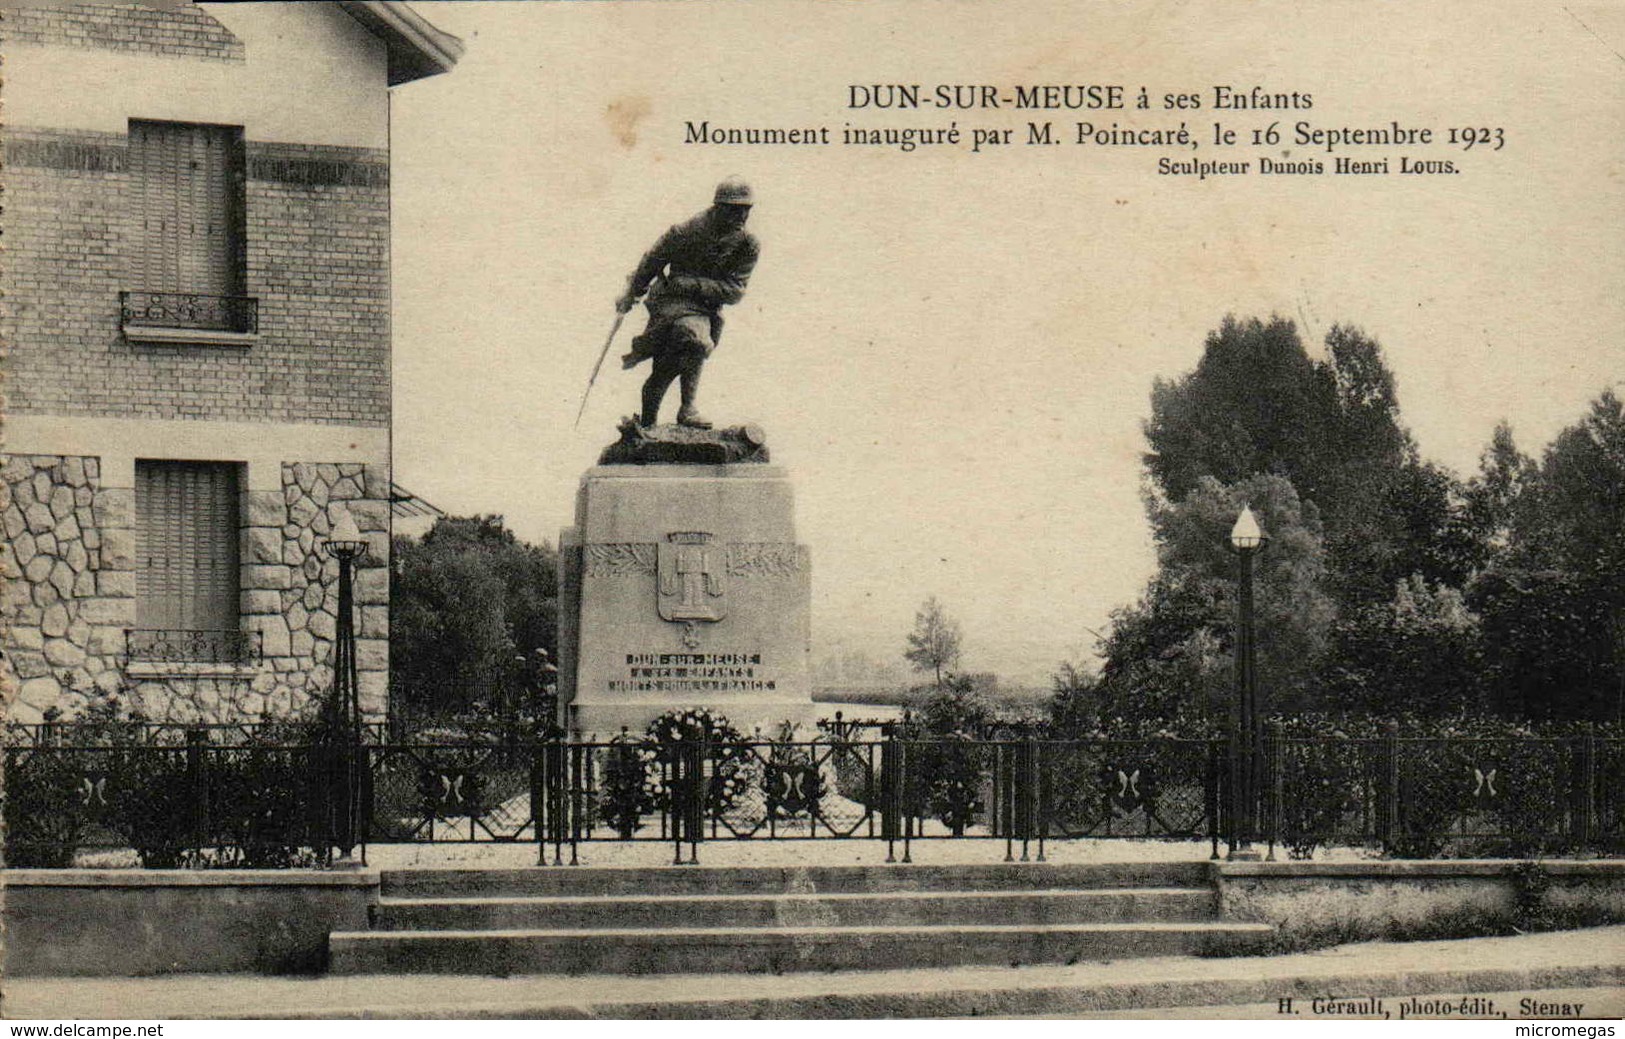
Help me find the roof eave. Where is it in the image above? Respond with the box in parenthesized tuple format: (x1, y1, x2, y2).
(339, 1, 464, 86)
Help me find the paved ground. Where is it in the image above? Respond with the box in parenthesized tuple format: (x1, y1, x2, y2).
(363, 837, 1354, 870)
(76, 837, 1398, 871)
(6, 926, 1621, 1019)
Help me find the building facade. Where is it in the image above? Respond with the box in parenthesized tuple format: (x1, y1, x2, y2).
(1, 2, 460, 723)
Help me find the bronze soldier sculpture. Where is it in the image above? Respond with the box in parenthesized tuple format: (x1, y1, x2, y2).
(615, 178, 760, 429)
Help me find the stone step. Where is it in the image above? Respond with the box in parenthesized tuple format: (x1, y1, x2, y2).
(372, 887, 1218, 931)
(328, 921, 1272, 976)
(378, 861, 1214, 899)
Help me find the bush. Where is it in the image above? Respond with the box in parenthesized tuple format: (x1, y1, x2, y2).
(109, 745, 198, 868)
(597, 734, 656, 838)
(898, 678, 995, 834)
(3, 746, 93, 867)
(209, 737, 324, 869)
(2, 695, 332, 869)
(3, 692, 151, 868)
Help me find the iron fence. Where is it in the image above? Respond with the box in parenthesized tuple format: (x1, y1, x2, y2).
(119, 291, 258, 334)
(2, 734, 330, 868)
(125, 629, 262, 665)
(1263, 731, 1624, 859)
(3, 728, 1619, 868)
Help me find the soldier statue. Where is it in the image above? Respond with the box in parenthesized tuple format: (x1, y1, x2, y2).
(615, 178, 760, 430)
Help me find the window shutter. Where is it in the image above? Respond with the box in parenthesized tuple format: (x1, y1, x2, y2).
(129, 120, 243, 297)
(136, 461, 241, 632)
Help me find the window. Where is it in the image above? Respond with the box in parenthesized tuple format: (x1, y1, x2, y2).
(121, 119, 256, 340)
(132, 461, 249, 663)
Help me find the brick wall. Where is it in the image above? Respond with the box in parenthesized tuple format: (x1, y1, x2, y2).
(2, 4, 246, 63)
(3, 128, 390, 428)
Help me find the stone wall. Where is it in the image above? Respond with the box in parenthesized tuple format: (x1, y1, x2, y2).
(261, 461, 392, 718)
(3, 869, 376, 976)
(1, 454, 134, 718)
(0, 454, 390, 724)
(1215, 860, 1625, 946)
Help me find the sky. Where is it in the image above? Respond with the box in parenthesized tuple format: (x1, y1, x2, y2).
(386, 1, 1625, 688)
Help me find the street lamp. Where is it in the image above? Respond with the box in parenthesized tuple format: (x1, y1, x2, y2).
(321, 506, 369, 862)
(1228, 505, 1267, 860)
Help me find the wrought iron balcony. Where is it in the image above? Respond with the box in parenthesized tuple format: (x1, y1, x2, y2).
(120, 291, 259, 335)
(125, 629, 263, 665)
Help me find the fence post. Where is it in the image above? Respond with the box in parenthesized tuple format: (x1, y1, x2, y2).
(692, 733, 706, 864)
(556, 735, 574, 866)
(996, 742, 1011, 862)
(1265, 721, 1282, 861)
(1578, 722, 1597, 850)
(671, 742, 687, 866)
(882, 727, 899, 863)
(1379, 719, 1400, 854)
(1204, 737, 1219, 860)
(356, 742, 372, 867)
(670, 737, 704, 866)
(533, 738, 551, 866)
(185, 727, 207, 864)
(901, 739, 913, 864)
(1019, 738, 1036, 863)
(1224, 717, 1240, 858)
(1033, 737, 1046, 863)
(568, 740, 583, 866)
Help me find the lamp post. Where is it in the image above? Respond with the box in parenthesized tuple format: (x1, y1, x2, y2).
(1228, 505, 1267, 860)
(321, 507, 369, 862)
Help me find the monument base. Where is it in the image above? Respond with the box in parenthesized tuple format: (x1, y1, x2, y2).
(570, 700, 824, 740)
(558, 461, 815, 737)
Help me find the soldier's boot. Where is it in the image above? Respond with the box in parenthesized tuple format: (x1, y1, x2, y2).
(676, 363, 712, 429)
(641, 367, 678, 427)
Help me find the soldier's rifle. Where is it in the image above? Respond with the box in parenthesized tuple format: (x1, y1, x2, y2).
(573, 309, 628, 429)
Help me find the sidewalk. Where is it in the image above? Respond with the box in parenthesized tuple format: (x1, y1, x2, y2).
(5, 925, 1621, 1019)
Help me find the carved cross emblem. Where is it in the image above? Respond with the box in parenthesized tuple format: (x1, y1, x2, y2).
(658, 531, 726, 624)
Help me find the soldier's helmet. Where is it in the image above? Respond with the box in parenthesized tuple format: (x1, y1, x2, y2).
(713, 177, 754, 206)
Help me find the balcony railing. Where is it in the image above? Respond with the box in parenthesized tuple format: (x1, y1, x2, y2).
(125, 629, 263, 665)
(120, 291, 259, 335)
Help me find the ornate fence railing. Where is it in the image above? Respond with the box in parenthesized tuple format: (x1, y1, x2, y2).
(2, 734, 331, 868)
(124, 629, 263, 665)
(119, 291, 259, 334)
(3, 729, 1619, 868)
(1264, 731, 1623, 859)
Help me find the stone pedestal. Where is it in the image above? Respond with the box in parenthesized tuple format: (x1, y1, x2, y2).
(558, 463, 815, 736)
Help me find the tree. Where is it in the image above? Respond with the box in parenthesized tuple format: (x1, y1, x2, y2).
(1461, 421, 1532, 563)
(1048, 661, 1102, 736)
(390, 515, 559, 725)
(1513, 390, 1625, 579)
(1469, 391, 1625, 721)
(1093, 473, 1337, 723)
(1146, 316, 1325, 501)
(907, 674, 995, 834)
(1321, 575, 1487, 717)
(1112, 314, 1622, 723)
(904, 597, 962, 690)
(1143, 316, 1470, 615)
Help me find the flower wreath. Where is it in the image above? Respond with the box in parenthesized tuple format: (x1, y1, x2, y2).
(643, 707, 754, 815)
